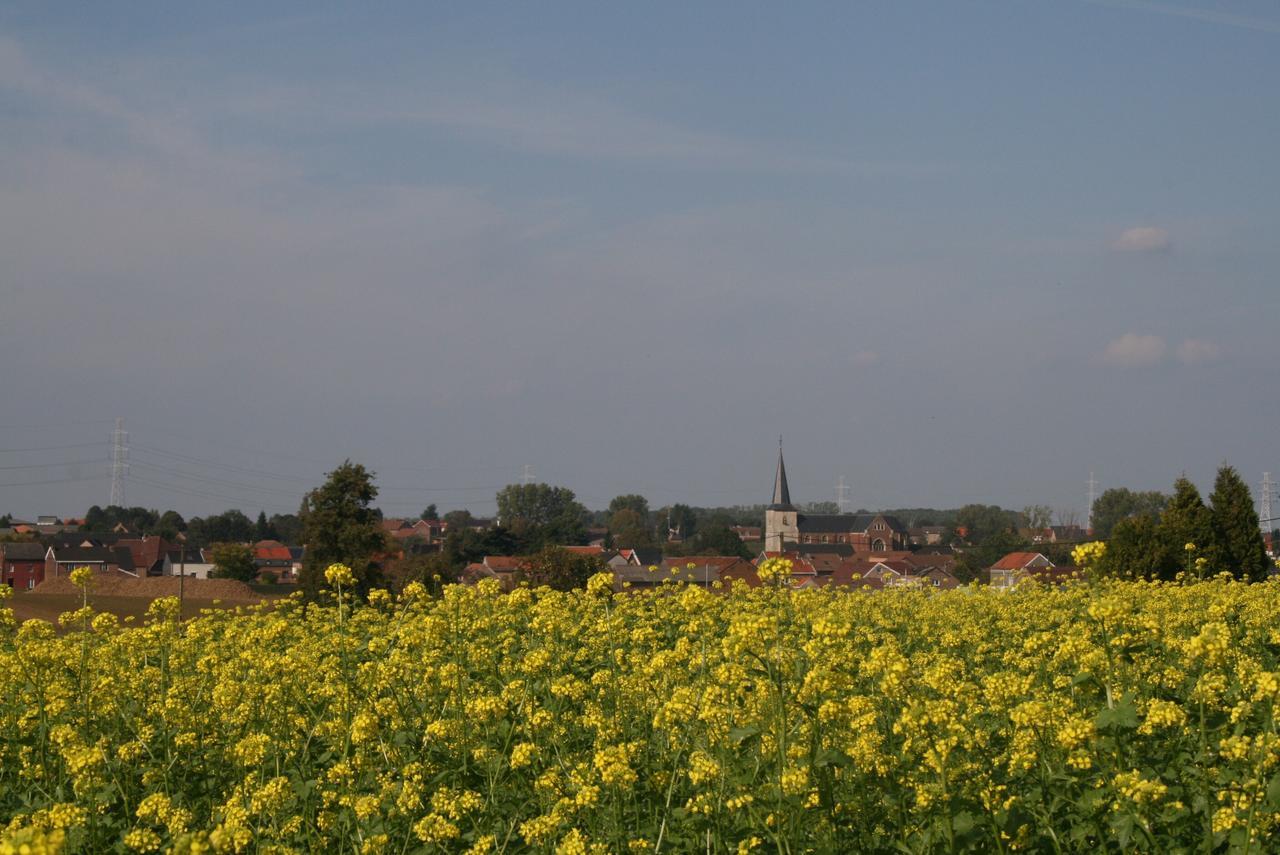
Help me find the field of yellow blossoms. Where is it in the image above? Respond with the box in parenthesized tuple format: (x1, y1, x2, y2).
(3, 562, 1280, 854)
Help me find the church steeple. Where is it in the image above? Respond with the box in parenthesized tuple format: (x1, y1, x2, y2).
(769, 437, 794, 510)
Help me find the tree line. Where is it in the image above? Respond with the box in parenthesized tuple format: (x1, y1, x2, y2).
(1087, 466, 1270, 582)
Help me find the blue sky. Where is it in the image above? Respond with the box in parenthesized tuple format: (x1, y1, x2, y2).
(1, 1, 1278, 520)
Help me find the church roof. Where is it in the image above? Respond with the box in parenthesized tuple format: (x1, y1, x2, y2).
(768, 444, 795, 510)
(797, 513, 908, 534)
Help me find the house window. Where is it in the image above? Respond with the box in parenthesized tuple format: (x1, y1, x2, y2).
(822, 536, 829, 543)
(871, 538, 886, 552)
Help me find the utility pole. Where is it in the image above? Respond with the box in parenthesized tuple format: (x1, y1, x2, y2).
(835, 476, 850, 514)
(109, 418, 129, 507)
(178, 544, 186, 617)
(1086, 470, 1099, 534)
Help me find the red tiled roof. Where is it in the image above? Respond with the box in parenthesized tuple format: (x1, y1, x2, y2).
(991, 552, 1049, 571)
(483, 555, 524, 571)
(562, 545, 605, 555)
(254, 545, 292, 561)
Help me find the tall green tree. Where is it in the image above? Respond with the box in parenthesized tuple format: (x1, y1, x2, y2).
(608, 494, 650, 519)
(1098, 514, 1173, 581)
(299, 461, 387, 596)
(663, 504, 697, 542)
(1158, 476, 1218, 579)
(443, 509, 475, 531)
(514, 546, 605, 591)
(1090, 488, 1168, 539)
(156, 510, 187, 541)
(269, 513, 304, 545)
(253, 510, 277, 542)
(1209, 465, 1269, 582)
(422, 504, 439, 521)
(495, 483, 587, 550)
(442, 526, 518, 568)
(951, 504, 1016, 545)
(688, 522, 752, 559)
(608, 508, 654, 548)
(187, 510, 254, 547)
(209, 542, 258, 583)
(389, 551, 457, 595)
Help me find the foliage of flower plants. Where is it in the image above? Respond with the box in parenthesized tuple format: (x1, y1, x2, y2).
(3, 561, 1280, 854)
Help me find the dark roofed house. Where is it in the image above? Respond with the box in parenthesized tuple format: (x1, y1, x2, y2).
(612, 556, 756, 590)
(2, 542, 47, 590)
(45, 545, 130, 579)
(116, 537, 173, 577)
(610, 547, 665, 568)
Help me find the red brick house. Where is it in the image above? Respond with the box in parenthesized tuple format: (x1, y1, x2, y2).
(115, 537, 173, 577)
(2, 542, 46, 590)
(45, 545, 130, 578)
(253, 541, 295, 582)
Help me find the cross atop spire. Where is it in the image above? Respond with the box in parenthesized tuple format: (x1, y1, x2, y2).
(769, 440, 794, 510)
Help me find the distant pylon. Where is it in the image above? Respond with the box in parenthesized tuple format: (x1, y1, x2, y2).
(835, 476, 850, 513)
(1086, 470, 1099, 533)
(109, 418, 129, 507)
(522, 464, 535, 486)
(1262, 472, 1274, 533)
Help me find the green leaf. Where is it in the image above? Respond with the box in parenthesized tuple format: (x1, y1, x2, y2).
(1267, 772, 1280, 808)
(814, 748, 851, 768)
(1095, 698, 1138, 731)
(1109, 812, 1134, 849)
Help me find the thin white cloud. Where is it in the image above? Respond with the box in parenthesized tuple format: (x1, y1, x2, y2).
(0, 35, 289, 185)
(1112, 226, 1171, 253)
(1084, 1, 1280, 35)
(1102, 333, 1167, 366)
(223, 77, 946, 179)
(1177, 338, 1220, 364)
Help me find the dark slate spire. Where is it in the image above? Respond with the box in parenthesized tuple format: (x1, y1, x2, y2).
(769, 437, 795, 510)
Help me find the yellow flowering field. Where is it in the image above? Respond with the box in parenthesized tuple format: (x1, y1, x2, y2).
(2, 569, 1280, 854)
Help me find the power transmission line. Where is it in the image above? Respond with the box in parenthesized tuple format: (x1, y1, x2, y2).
(0, 459, 103, 471)
(0, 473, 109, 488)
(0, 441, 109, 454)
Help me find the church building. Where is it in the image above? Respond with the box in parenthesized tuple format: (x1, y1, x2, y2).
(763, 445, 908, 554)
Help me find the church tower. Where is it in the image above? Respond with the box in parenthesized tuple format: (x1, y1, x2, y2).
(764, 440, 799, 552)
